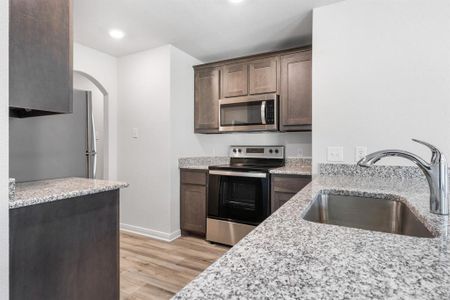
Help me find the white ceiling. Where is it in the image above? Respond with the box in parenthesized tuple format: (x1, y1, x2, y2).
(74, 0, 341, 62)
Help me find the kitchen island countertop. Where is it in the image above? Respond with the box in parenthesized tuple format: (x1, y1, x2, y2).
(10, 177, 128, 209)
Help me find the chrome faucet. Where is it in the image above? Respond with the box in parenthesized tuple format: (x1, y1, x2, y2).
(358, 139, 448, 215)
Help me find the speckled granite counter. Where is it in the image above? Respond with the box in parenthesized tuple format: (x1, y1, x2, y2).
(10, 177, 128, 209)
(179, 157, 312, 176)
(9, 178, 16, 201)
(178, 157, 229, 170)
(174, 164, 450, 299)
(270, 158, 312, 176)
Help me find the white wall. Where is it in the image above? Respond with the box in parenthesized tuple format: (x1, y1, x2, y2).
(73, 43, 118, 180)
(118, 45, 174, 239)
(312, 0, 450, 173)
(73, 73, 105, 179)
(119, 44, 312, 239)
(0, 0, 8, 296)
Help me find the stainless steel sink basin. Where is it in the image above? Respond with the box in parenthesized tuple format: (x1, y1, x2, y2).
(303, 193, 435, 238)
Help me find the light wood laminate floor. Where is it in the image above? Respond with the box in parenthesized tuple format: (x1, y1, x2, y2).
(120, 231, 229, 300)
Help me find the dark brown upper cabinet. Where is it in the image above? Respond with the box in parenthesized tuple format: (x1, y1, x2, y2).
(193, 46, 312, 133)
(9, 0, 73, 118)
(222, 63, 248, 98)
(249, 57, 278, 95)
(194, 67, 220, 133)
(280, 50, 312, 131)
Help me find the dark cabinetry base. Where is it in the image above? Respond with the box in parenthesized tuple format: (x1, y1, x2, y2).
(10, 190, 120, 300)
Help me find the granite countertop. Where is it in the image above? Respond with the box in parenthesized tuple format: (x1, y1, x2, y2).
(10, 177, 128, 209)
(179, 157, 312, 176)
(270, 158, 312, 176)
(178, 157, 229, 170)
(174, 165, 450, 299)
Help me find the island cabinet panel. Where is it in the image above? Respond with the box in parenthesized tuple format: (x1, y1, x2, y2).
(249, 57, 278, 95)
(280, 50, 312, 131)
(180, 169, 208, 235)
(10, 190, 119, 300)
(222, 62, 248, 98)
(271, 174, 311, 213)
(9, 0, 73, 117)
(194, 67, 220, 133)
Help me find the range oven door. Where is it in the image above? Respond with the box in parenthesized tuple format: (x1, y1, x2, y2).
(219, 94, 278, 132)
(208, 170, 270, 225)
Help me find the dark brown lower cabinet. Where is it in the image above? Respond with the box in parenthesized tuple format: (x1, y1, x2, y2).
(271, 174, 311, 213)
(180, 169, 207, 235)
(10, 190, 120, 300)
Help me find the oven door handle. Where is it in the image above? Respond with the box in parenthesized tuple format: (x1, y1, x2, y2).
(209, 170, 267, 178)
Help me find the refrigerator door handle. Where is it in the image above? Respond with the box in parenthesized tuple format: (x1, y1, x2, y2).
(90, 111, 97, 179)
(86, 92, 97, 179)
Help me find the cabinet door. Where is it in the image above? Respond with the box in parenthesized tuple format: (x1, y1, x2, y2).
(181, 184, 207, 234)
(271, 175, 311, 213)
(10, 191, 119, 300)
(10, 0, 73, 117)
(271, 192, 295, 213)
(222, 63, 248, 97)
(194, 67, 220, 133)
(280, 50, 312, 131)
(249, 57, 278, 95)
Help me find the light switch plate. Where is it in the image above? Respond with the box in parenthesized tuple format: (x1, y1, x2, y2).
(327, 146, 344, 162)
(132, 128, 139, 139)
(355, 146, 368, 162)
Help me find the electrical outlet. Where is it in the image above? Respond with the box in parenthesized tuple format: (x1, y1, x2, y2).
(355, 146, 368, 162)
(327, 146, 344, 162)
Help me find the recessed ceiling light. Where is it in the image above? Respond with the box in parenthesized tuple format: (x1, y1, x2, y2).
(229, 0, 244, 4)
(109, 29, 125, 40)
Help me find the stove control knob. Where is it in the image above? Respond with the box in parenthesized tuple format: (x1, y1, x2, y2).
(238, 149, 242, 153)
(269, 149, 273, 154)
(233, 148, 237, 153)
(275, 149, 279, 154)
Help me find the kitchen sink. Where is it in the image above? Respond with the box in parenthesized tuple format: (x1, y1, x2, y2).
(303, 192, 435, 238)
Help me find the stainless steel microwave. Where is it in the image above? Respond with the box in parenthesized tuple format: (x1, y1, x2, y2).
(219, 94, 278, 133)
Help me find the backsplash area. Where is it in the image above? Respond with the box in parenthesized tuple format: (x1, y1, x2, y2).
(320, 163, 427, 180)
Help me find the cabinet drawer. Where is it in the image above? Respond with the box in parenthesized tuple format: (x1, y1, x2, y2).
(272, 175, 311, 193)
(180, 170, 207, 185)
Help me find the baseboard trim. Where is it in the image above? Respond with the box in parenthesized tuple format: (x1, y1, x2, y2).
(120, 223, 181, 242)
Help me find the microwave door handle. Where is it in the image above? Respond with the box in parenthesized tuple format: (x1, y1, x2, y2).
(261, 101, 267, 125)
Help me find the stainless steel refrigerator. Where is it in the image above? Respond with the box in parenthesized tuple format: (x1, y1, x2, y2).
(9, 90, 97, 182)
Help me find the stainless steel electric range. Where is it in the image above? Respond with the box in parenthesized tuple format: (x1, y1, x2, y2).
(207, 145, 285, 246)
